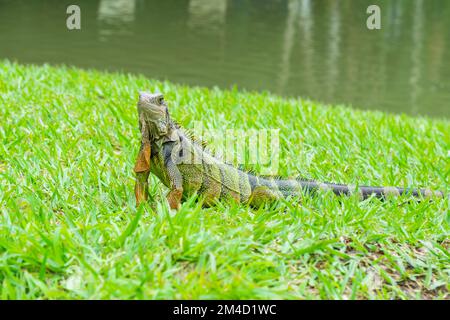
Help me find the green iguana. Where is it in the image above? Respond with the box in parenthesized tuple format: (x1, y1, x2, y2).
(134, 92, 445, 209)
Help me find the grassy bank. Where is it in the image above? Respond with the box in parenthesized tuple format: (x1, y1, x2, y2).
(0, 61, 448, 299)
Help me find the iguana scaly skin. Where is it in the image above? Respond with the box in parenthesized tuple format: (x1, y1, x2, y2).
(134, 92, 445, 209)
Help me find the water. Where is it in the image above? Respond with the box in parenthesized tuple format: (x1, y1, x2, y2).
(0, 0, 449, 118)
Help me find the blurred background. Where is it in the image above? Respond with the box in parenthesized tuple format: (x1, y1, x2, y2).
(0, 0, 449, 117)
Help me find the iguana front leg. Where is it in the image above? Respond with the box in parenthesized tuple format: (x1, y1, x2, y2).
(163, 141, 184, 210)
(167, 188, 183, 210)
(134, 141, 151, 206)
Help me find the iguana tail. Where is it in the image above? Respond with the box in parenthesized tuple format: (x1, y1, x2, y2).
(247, 174, 445, 206)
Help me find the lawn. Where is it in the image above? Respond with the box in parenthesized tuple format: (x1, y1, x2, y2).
(0, 60, 448, 299)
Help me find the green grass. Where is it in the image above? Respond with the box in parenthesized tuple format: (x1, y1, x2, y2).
(0, 60, 449, 300)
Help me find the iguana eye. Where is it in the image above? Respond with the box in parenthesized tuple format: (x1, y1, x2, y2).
(151, 96, 163, 104)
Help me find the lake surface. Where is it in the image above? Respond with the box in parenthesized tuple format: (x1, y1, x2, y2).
(0, 0, 449, 118)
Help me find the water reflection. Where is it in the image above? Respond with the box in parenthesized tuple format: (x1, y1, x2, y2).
(98, 0, 136, 37)
(0, 0, 448, 117)
(188, 0, 227, 32)
(410, 0, 423, 114)
(327, 0, 340, 100)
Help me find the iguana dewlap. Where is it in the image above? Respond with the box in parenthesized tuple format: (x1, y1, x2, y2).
(134, 92, 445, 210)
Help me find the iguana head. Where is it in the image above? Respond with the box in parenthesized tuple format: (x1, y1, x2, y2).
(137, 92, 172, 140)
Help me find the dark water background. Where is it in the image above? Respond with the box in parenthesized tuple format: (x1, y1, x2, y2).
(0, 0, 449, 118)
